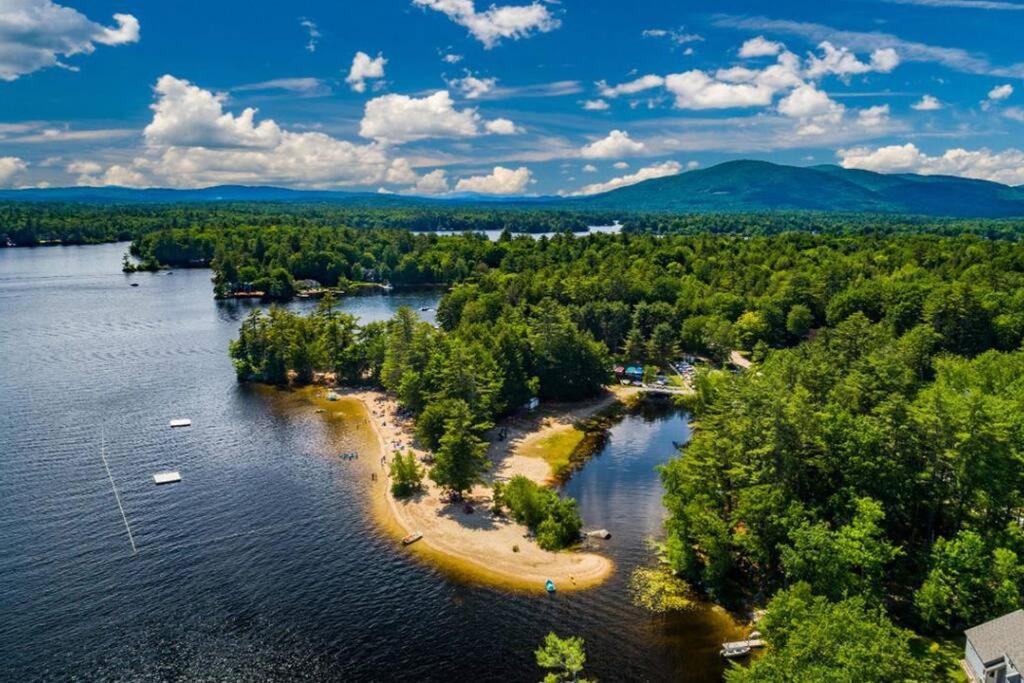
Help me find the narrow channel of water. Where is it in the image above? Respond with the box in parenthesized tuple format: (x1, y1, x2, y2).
(0, 242, 739, 681)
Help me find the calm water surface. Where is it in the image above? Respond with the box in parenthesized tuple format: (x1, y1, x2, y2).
(0, 242, 739, 682)
(412, 222, 623, 241)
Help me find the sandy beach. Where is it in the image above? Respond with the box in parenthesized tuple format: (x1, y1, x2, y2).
(336, 387, 635, 593)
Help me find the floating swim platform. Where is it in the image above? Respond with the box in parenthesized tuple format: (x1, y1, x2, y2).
(153, 471, 181, 485)
(169, 419, 192, 428)
(402, 531, 423, 545)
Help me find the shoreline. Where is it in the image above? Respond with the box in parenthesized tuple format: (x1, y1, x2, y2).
(333, 387, 629, 593)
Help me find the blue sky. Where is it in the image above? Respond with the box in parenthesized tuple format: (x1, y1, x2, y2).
(0, 0, 1022, 194)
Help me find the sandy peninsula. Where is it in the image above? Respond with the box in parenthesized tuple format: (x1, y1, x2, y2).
(337, 387, 637, 593)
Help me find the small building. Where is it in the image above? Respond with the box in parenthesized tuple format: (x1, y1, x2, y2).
(613, 365, 625, 379)
(964, 609, 1023, 683)
(624, 366, 644, 382)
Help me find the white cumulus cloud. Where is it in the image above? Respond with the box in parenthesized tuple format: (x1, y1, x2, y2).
(144, 75, 282, 149)
(804, 42, 900, 80)
(777, 83, 846, 135)
(127, 75, 419, 189)
(0, 156, 27, 186)
(739, 36, 784, 58)
(982, 83, 1014, 110)
(70, 161, 147, 187)
(0, 0, 139, 81)
(665, 69, 778, 109)
(455, 165, 532, 194)
(857, 104, 890, 127)
(597, 74, 665, 98)
(359, 90, 515, 144)
(837, 143, 1024, 185)
(411, 0, 560, 48)
(447, 73, 497, 99)
(580, 130, 646, 159)
(988, 83, 1014, 100)
(912, 94, 943, 110)
(346, 51, 386, 93)
(567, 160, 682, 196)
(582, 99, 610, 111)
(484, 117, 521, 134)
(413, 169, 450, 194)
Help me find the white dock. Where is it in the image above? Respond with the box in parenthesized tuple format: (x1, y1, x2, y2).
(721, 638, 766, 650)
(153, 471, 181, 485)
(169, 419, 192, 428)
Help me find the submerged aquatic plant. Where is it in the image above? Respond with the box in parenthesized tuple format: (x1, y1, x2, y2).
(629, 566, 695, 613)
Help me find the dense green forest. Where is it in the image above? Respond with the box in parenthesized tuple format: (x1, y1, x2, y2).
(134, 223, 1024, 360)
(217, 225, 1024, 679)
(623, 211, 1024, 239)
(0, 202, 602, 247)
(129, 225, 518, 298)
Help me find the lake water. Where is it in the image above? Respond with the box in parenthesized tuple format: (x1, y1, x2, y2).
(412, 222, 623, 242)
(0, 242, 740, 681)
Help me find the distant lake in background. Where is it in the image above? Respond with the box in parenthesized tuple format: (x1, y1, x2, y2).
(412, 221, 623, 241)
(0, 241, 738, 681)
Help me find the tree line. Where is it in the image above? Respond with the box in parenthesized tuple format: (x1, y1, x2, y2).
(0, 202, 604, 247)
(5, 202, 1021, 249)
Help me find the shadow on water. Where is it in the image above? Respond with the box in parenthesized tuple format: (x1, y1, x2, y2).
(0, 242, 742, 682)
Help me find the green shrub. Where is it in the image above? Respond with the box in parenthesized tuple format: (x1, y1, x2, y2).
(493, 475, 582, 550)
(389, 450, 423, 497)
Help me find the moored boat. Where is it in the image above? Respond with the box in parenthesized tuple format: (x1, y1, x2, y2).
(402, 531, 423, 545)
(545, 579, 556, 593)
(720, 644, 751, 659)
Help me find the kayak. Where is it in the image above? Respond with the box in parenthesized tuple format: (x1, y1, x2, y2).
(545, 579, 556, 593)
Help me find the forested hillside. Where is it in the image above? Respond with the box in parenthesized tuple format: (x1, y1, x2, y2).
(569, 160, 1024, 218)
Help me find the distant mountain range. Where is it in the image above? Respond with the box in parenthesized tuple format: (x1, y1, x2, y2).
(2, 160, 1022, 218)
(563, 161, 1024, 218)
